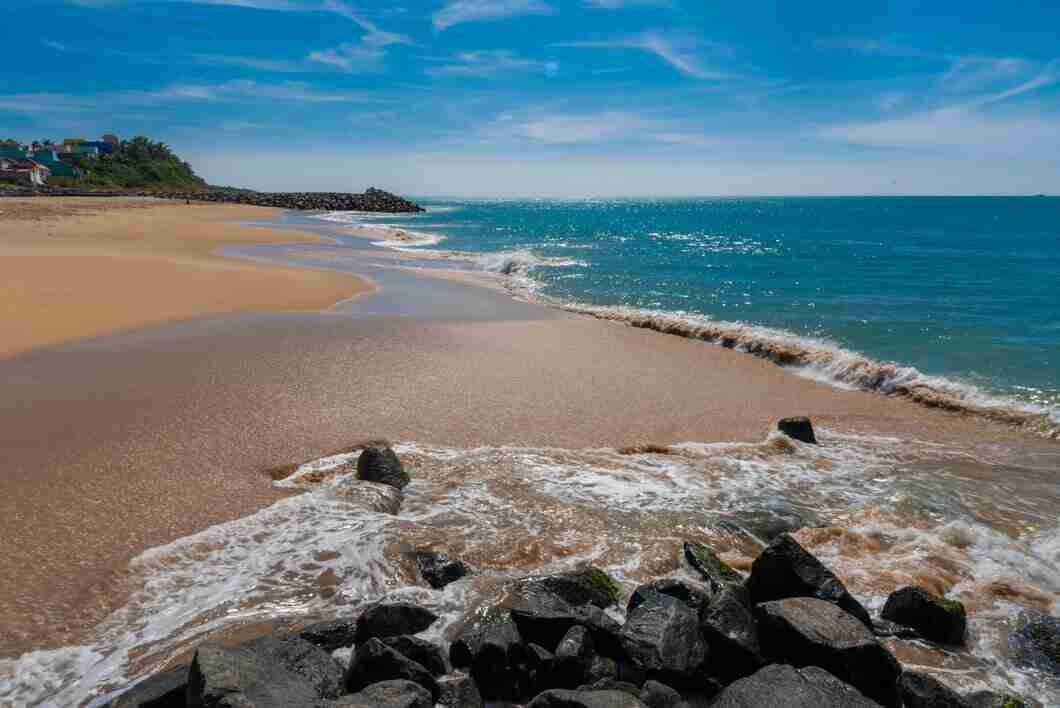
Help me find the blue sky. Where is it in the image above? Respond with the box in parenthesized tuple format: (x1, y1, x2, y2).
(2, 0, 1059, 195)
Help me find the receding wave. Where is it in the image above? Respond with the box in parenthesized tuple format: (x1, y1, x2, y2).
(555, 303, 1059, 439)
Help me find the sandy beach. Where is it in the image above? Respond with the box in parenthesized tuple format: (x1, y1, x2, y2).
(0, 197, 372, 359)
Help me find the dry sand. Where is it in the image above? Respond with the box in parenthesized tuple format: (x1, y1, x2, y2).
(0, 198, 1035, 658)
(0, 197, 371, 358)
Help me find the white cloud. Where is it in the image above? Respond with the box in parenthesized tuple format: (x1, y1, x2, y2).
(433, 0, 553, 31)
(479, 109, 711, 147)
(43, 40, 69, 52)
(583, 0, 670, 7)
(428, 50, 558, 78)
(154, 80, 387, 103)
(556, 31, 732, 80)
(939, 56, 1034, 94)
(308, 0, 410, 72)
(192, 53, 303, 72)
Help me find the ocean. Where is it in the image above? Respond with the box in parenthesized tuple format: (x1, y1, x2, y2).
(4, 197, 1060, 706)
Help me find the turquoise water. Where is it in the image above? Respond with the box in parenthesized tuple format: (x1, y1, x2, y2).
(352, 197, 1060, 417)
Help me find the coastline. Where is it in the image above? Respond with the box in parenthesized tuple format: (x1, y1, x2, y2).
(2, 204, 1058, 705)
(0, 197, 373, 359)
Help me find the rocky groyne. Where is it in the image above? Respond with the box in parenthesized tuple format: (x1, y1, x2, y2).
(148, 187, 424, 212)
(100, 431, 1046, 708)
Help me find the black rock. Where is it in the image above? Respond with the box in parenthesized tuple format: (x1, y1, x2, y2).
(964, 689, 1038, 708)
(585, 654, 618, 684)
(682, 541, 744, 593)
(525, 567, 623, 608)
(777, 416, 818, 444)
(627, 578, 710, 615)
(1011, 609, 1060, 676)
(333, 679, 433, 708)
(755, 597, 901, 707)
(508, 591, 625, 658)
(577, 679, 644, 697)
(381, 635, 449, 676)
(528, 688, 649, 707)
(619, 593, 707, 687)
(698, 586, 765, 681)
(354, 602, 438, 643)
(554, 625, 595, 689)
(415, 550, 474, 589)
(298, 618, 357, 652)
(746, 533, 873, 628)
(187, 635, 343, 708)
(880, 586, 967, 645)
(640, 679, 685, 708)
(899, 671, 970, 708)
(871, 617, 921, 640)
(356, 447, 410, 490)
(449, 613, 532, 700)
(710, 664, 882, 707)
(343, 637, 439, 702)
(436, 672, 484, 708)
(102, 665, 187, 708)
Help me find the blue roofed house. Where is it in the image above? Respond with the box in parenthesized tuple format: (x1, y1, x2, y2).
(27, 148, 80, 179)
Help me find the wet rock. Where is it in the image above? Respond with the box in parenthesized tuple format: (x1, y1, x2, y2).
(526, 567, 623, 608)
(698, 587, 765, 681)
(298, 618, 357, 652)
(755, 597, 901, 707)
(871, 617, 921, 640)
(380, 635, 449, 676)
(1011, 609, 1060, 676)
(153, 188, 424, 213)
(333, 679, 432, 708)
(415, 550, 474, 589)
(898, 671, 969, 708)
(577, 679, 643, 697)
(619, 592, 707, 687)
(880, 586, 967, 645)
(640, 680, 685, 708)
(777, 416, 817, 444)
(450, 613, 532, 700)
(508, 592, 625, 658)
(436, 672, 484, 708)
(343, 637, 439, 702)
(710, 664, 882, 708)
(682, 541, 744, 593)
(103, 665, 187, 707)
(965, 689, 1039, 708)
(627, 578, 710, 615)
(187, 635, 343, 708)
(356, 447, 410, 490)
(528, 688, 649, 707)
(585, 655, 618, 684)
(554, 625, 595, 689)
(746, 533, 873, 628)
(353, 602, 438, 643)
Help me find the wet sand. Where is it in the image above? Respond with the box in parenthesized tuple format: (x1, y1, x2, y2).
(0, 197, 371, 358)
(0, 203, 1044, 659)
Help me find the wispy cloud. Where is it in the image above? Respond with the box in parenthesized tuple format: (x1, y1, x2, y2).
(480, 108, 709, 147)
(556, 31, 732, 80)
(156, 79, 388, 102)
(583, 0, 670, 7)
(192, 53, 303, 72)
(427, 50, 558, 78)
(433, 0, 553, 31)
(43, 40, 69, 52)
(308, 0, 410, 71)
(940, 56, 1036, 94)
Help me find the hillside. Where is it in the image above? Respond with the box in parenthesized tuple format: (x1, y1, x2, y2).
(68, 137, 207, 191)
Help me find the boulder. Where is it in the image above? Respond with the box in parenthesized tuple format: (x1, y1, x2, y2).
(1010, 609, 1060, 676)
(333, 679, 432, 708)
(871, 617, 921, 640)
(415, 550, 474, 589)
(710, 664, 882, 707)
(576, 679, 643, 697)
(298, 618, 357, 652)
(640, 680, 686, 708)
(964, 690, 1038, 708)
(698, 587, 765, 681)
(682, 542, 744, 593)
(525, 567, 623, 608)
(436, 672, 484, 708)
(554, 625, 595, 689)
(746, 533, 873, 628)
(356, 447, 409, 490)
(755, 598, 900, 707)
(880, 586, 967, 644)
(777, 416, 817, 444)
(380, 635, 449, 676)
(898, 671, 970, 708)
(353, 602, 438, 643)
(187, 635, 343, 708)
(449, 613, 532, 700)
(508, 592, 625, 658)
(528, 689, 649, 707)
(619, 593, 707, 687)
(102, 666, 187, 707)
(627, 578, 710, 615)
(343, 637, 439, 702)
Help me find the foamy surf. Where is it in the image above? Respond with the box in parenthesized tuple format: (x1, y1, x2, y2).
(3, 433, 1058, 706)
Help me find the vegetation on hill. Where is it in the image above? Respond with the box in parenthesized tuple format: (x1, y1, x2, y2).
(68, 137, 207, 191)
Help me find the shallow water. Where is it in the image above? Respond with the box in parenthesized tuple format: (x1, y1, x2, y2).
(3, 431, 1058, 706)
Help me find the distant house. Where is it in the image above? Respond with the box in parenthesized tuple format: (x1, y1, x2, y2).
(0, 157, 50, 186)
(0, 144, 28, 160)
(102, 134, 119, 147)
(27, 149, 79, 179)
(83, 140, 114, 155)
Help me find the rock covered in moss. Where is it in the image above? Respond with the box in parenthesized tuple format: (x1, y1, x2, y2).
(746, 533, 872, 629)
(530, 567, 623, 608)
(1011, 609, 1060, 676)
(682, 541, 743, 593)
(880, 586, 967, 645)
(965, 689, 1039, 708)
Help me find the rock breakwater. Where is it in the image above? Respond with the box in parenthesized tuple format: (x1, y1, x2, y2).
(150, 187, 424, 212)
